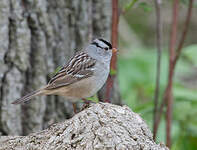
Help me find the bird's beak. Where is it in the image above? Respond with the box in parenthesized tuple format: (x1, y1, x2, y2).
(112, 48, 117, 53)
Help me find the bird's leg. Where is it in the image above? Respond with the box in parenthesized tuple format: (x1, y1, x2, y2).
(81, 98, 91, 110)
(104, 99, 110, 103)
(72, 103, 77, 114)
(82, 98, 90, 105)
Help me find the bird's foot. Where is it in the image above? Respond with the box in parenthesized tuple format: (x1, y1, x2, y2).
(103, 99, 111, 103)
(81, 99, 92, 111)
(72, 103, 77, 114)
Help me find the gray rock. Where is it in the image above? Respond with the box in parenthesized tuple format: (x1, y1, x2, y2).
(0, 103, 168, 150)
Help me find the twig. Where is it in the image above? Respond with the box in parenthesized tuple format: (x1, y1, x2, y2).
(166, 1, 193, 147)
(153, 96, 165, 139)
(153, 0, 193, 147)
(174, 0, 194, 63)
(153, 0, 163, 141)
(105, 0, 119, 102)
(111, 0, 119, 61)
(166, 0, 179, 147)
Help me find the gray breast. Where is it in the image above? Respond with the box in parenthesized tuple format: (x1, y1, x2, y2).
(93, 61, 110, 90)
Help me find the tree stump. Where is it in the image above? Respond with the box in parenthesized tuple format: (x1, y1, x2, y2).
(0, 103, 168, 150)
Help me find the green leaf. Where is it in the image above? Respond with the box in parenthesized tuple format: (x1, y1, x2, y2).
(138, 2, 152, 12)
(85, 94, 99, 103)
(123, 0, 138, 12)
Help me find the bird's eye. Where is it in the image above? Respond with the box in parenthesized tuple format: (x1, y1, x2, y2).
(104, 47, 108, 51)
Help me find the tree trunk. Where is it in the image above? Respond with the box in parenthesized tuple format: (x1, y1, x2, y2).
(0, 103, 168, 150)
(0, 0, 116, 136)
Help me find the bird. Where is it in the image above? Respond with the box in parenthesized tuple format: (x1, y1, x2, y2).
(12, 38, 117, 113)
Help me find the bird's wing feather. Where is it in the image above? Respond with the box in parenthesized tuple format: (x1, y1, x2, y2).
(45, 52, 96, 90)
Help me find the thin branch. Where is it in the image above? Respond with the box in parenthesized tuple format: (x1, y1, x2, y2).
(166, 1, 193, 147)
(153, 0, 163, 141)
(165, 0, 179, 147)
(153, 0, 193, 147)
(174, 0, 194, 63)
(105, 0, 119, 102)
(153, 96, 165, 139)
(111, 0, 119, 54)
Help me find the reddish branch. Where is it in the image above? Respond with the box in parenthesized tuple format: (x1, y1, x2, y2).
(153, 0, 194, 147)
(165, 0, 179, 147)
(175, 0, 194, 63)
(105, 0, 119, 101)
(153, 0, 163, 141)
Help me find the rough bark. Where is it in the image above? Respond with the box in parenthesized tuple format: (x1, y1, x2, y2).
(0, 0, 120, 136)
(0, 103, 168, 150)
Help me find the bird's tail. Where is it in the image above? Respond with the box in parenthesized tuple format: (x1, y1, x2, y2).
(12, 89, 44, 105)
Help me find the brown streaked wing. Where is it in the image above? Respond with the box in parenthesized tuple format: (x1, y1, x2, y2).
(48, 70, 67, 84)
(46, 52, 96, 90)
(45, 70, 94, 90)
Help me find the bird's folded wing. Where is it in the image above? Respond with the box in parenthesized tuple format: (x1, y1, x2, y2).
(45, 52, 96, 90)
(45, 70, 93, 90)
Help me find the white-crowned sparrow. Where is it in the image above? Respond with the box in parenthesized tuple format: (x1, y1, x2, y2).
(12, 39, 117, 109)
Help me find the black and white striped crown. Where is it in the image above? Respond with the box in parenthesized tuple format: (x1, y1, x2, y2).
(91, 38, 112, 50)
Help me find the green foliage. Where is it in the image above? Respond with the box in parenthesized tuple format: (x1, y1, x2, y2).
(123, 0, 138, 12)
(118, 45, 197, 150)
(138, 2, 152, 12)
(122, 0, 152, 13)
(180, 0, 190, 5)
(85, 94, 99, 103)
